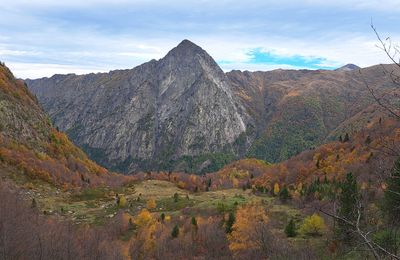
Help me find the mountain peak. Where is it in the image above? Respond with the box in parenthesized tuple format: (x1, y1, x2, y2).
(176, 39, 201, 49)
(165, 39, 208, 60)
(336, 64, 360, 71)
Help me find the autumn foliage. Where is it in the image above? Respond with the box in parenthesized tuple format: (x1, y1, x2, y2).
(228, 203, 269, 253)
(0, 131, 133, 188)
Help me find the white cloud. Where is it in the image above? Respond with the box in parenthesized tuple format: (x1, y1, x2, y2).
(6, 62, 113, 79)
(3, 33, 395, 79)
(1, 0, 399, 78)
(0, 49, 32, 56)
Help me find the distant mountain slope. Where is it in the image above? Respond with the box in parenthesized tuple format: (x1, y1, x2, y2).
(0, 62, 122, 187)
(26, 39, 399, 173)
(228, 64, 399, 163)
(27, 40, 253, 173)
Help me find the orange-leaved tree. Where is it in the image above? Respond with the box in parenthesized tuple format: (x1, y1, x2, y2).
(228, 203, 273, 257)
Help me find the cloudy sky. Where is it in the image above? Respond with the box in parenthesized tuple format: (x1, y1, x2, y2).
(1, 0, 399, 79)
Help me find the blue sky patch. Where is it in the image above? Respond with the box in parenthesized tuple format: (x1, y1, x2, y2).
(248, 48, 335, 70)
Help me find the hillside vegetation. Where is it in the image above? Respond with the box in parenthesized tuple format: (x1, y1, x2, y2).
(1, 61, 400, 259)
(0, 62, 132, 188)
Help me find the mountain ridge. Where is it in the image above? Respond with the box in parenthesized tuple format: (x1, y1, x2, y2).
(26, 40, 400, 173)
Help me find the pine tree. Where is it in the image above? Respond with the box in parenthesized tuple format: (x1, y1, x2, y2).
(343, 133, 350, 142)
(279, 186, 290, 203)
(191, 216, 198, 231)
(323, 175, 328, 184)
(128, 218, 135, 230)
(337, 172, 359, 243)
(365, 135, 372, 144)
(173, 193, 179, 202)
(171, 224, 179, 238)
(31, 198, 37, 208)
(316, 158, 321, 169)
(246, 180, 251, 189)
(382, 158, 400, 226)
(191, 216, 197, 227)
(225, 212, 235, 233)
(285, 219, 297, 237)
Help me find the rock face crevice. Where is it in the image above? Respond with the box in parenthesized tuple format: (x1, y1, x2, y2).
(27, 40, 252, 173)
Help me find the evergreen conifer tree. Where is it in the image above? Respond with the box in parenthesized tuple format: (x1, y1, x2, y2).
(285, 219, 297, 237)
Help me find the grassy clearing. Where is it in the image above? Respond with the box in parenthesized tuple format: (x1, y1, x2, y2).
(133, 180, 187, 200)
(11, 179, 305, 228)
(71, 187, 111, 201)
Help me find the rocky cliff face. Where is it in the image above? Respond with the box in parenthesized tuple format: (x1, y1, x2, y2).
(27, 40, 252, 173)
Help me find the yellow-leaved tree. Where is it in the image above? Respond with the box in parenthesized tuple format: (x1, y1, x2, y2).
(134, 209, 153, 227)
(228, 203, 273, 256)
(119, 195, 127, 207)
(299, 213, 326, 236)
(131, 208, 158, 258)
(146, 199, 157, 210)
(273, 183, 280, 195)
